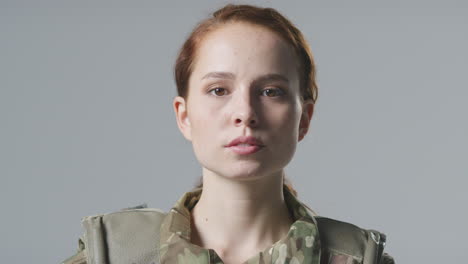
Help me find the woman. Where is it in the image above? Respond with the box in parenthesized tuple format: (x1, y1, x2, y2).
(63, 4, 394, 264)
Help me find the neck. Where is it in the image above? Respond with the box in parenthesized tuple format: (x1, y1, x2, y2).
(190, 168, 294, 261)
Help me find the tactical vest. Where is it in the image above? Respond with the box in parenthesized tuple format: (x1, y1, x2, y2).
(62, 205, 392, 264)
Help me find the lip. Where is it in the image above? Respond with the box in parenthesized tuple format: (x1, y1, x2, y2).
(225, 136, 265, 155)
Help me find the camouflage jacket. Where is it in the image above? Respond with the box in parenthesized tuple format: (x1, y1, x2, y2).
(159, 185, 321, 263)
(63, 185, 395, 264)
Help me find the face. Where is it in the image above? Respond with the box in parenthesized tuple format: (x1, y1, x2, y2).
(174, 22, 313, 182)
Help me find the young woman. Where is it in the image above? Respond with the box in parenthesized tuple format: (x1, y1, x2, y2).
(63, 4, 394, 264)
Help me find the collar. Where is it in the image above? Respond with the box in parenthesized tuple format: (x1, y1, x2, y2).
(159, 184, 321, 263)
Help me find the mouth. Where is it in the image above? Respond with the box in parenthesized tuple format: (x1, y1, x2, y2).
(226, 144, 263, 155)
(225, 136, 265, 155)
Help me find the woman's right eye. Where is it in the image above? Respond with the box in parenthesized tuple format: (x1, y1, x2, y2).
(208, 87, 228, 96)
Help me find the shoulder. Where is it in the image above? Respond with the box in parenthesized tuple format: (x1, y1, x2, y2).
(82, 205, 167, 225)
(314, 216, 382, 250)
(62, 205, 167, 264)
(62, 235, 86, 264)
(314, 216, 394, 264)
(62, 249, 86, 264)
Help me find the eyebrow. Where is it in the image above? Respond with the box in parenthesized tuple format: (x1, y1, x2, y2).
(201, 71, 235, 80)
(201, 71, 289, 84)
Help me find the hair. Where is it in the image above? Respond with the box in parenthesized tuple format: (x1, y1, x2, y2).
(174, 4, 318, 103)
(175, 4, 318, 197)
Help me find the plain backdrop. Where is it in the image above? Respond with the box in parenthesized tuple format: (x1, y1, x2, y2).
(1, 0, 467, 263)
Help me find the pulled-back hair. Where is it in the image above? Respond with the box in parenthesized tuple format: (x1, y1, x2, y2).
(175, 4, 318, 197)
(174, 4, 318, 104)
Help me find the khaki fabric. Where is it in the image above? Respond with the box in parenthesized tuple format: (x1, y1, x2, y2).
(314, 217, 394, 264)
(159, 185, 321, 263)
(61, 208, 166, 264)
(62, 249, 86, 264)
(62, 184, 395, 264)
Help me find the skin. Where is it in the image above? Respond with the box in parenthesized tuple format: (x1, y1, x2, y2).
(173, 22, 314, 264)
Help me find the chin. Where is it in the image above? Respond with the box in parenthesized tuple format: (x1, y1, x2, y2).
(198, 153, 286, 181)
(227, 172, 265, 181)
(213, 163, 278, 182)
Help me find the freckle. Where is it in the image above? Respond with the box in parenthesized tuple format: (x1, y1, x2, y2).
(205, 218, 208, 221)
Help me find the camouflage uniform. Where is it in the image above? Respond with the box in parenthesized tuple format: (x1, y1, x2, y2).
(159, 185, 321, 263)
(63, 184, 395, 264)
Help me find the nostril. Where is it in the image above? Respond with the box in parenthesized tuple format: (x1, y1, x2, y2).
(234, 117, 257, 126)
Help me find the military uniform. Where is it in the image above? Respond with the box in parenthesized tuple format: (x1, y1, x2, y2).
(63, 185, 395, 264)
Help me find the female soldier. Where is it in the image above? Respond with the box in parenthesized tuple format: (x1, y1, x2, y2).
(63, 4, 394, 264)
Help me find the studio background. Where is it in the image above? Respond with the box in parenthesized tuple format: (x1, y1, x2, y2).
(1, 0, 467, 263)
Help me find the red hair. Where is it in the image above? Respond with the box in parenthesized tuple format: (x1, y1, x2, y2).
(175, 4, 318, 196)
(174, 4, 318, 104)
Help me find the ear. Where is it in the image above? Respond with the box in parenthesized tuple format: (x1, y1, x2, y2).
(173, 96, 192, 141)
(298, 100, 314, 142)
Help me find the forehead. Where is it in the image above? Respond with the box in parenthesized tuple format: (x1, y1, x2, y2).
(190, 22, 299, 83)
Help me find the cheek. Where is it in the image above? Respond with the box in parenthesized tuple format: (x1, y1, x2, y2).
(188, 102, 225, 147)
(265, 102, 302, 152)
(266, 102, 301, 131)
(189, 95, 230, 128)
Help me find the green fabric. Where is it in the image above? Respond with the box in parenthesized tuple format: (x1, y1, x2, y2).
(159, 185, 321, 264)
(62, 185, 395, 264)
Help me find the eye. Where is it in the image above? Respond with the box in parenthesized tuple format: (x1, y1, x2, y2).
(261, 88, 285, 97)
(208, 87, 228, 96)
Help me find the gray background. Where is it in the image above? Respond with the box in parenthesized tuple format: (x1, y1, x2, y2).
(1, 0, 467, 263)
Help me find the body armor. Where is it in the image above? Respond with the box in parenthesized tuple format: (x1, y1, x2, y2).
(62, 187, 394, 264)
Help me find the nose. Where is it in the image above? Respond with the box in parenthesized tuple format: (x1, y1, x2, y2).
(232, 90, 258, 127)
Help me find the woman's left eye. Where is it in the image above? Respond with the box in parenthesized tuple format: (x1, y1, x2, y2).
(261, 88, 285, 97)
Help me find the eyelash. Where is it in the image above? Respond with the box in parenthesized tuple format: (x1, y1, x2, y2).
(261, 88, 285, 97)
(208, 87, 285, 97)
(208, 87, 229, 96)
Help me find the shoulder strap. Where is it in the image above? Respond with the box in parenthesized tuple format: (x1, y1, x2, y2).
(62, 247, 86, 264)
(63, 207, 167, 264)
(64, 209, 390, 264)
(315, 216, 387, 264)
(62, 234, 87, 264)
